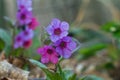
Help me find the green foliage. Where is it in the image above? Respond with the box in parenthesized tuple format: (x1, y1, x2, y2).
(4, 16, 15, 28)
(68, 73, 77, 80)
(0, 39, 5, 52)
(29, 59, 47, 68)
(96, 60, 115, 71)
(57, 64, 66, 80)
(102, 22, 120, 32)
(107, 45, 120, 61)
(29, 59, 63, 80)
(69, 28, 107, 42)
(0, 28, 12, 53)
(11, 48, 24, 56)
(63, 70, 77, 80)
(80, 75, 104, 80)
(78, 42, 106, 59)
(42, 68, 63, 80)
(30, 59, 78, 80)
(102, 22, 120, 39)
(103, 62, 115, 70)
(24, 28, 41, 60)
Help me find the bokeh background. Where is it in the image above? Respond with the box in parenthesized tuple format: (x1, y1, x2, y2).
(0, 0, 120, 80)
(0, 0, 120, 27)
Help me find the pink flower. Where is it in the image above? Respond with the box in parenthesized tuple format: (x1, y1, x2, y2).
(17, 0, 32, 11)
(23, 39, 32, 48)
(46, 18, 69, 42)
(28, 17, 39, 30)
(54, 36, 76, 58)
(17, 8, 32, 25)
(37, 45, 59, 64)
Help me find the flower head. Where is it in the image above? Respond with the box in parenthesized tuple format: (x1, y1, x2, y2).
(14, 28, 34, 49)
(14, 33, 24, 49)
(54, 36, 76, 58)
(37, 45, 59, 64)
(14, 0, 39, 49)
(28, 17, 39, 30)
(21, 27, 34, 40)
(23, 39, 32, 48)
(46, 18, 69, 42)
(17, 8, 32, 25)
(17, 0, 32, 11)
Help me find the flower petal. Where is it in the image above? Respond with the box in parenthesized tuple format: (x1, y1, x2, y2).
(63, 48, 71, 58)
(22, 28, 34, 41)
(23, 39, 32, 48)
(51, 18, 60, 28)
(60, 31, 68, 38)
(41, 54, 49, 64)
(56, 47, 63, 56)
(54, 40, 61, 46)
(16, 9, 32, 25)
(46, 25, 54, 35)
(67, 40, 77, 51)
(14, 42, 21, 49)
(50, 54, 58, 64)
(50, 35, 59, 42)
(60, 21, 69, 31)
(17, 0, 32, 11)
(62, 36, 71, 42)
(37, 47, 45, 55)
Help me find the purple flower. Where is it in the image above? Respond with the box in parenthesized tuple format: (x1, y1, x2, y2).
(46, 18, 69, 42)
(14, 33, 24, 49)
(37, 45, 59, 64)
(15, 0, 39, 49)
(21, 27, 34, 40)
(54, 36, 76, 58)
(14, 28, 34, 49)
(17, 0, 32, 11)
(17, 8, 32, 25)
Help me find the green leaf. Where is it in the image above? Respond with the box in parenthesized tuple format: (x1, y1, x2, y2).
(11, 48, 24, 56)
(42, 68, 63, 80)
(68, 73, 77, 80)
(0, 29, 12, 52)
(57, 63, 66, 80)
(107, 45, 119, 61)
(63, 70, 76, 80)
(4, 16, 15, 28)
(79, 75, 104, 80)
(29, 59, 47, 68)
(101, 22, 120, 32)
(78, 43, 106, 59)
(29, 59, 63, 80)
(0, 39, 5, 51)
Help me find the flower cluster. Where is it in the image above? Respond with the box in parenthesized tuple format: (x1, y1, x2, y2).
(14, 0, 39, 49)
(37, 18, 77, 64)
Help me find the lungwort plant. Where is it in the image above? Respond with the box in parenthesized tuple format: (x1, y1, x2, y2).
(0, 0, 84, 80)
